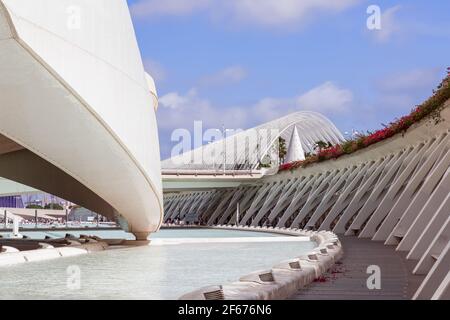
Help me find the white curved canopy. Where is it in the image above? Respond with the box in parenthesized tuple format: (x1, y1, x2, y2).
(163, 111, 345, 171)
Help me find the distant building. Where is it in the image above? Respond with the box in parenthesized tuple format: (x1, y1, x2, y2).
(0, 195, 23, 208)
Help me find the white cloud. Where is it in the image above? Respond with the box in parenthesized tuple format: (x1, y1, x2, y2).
(373, 68, 443, 114)
(158, 88, 248, 130)
(297, 81, 354, 113)
(251, 97, 294, 123)
(224, 0, 359, 27)
(144, 59, 167, 82)
(376, 68, 441, 92)
(368, 6, 450, 44)
(159, 89, 197, 110)
(157, 81, 354, 131)
(131, 0, 360, 28)
(130, 0, 210, 17)
(249, 82, 354, 121)
(157, 82, 355, 159)
(199, 66, 247, 86)
(372, 5, 401, 43)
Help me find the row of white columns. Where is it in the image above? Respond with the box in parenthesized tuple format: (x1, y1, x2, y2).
(163, 131, 450, 299)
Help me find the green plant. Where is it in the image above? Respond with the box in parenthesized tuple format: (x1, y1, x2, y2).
(314, 140, 328, 153)
(258, 154, 272, 168)
(26, 204, 43, 209)
(44, 203, 64, 210)
(341, 140, 355, 154)
(278, 137, 287, 163)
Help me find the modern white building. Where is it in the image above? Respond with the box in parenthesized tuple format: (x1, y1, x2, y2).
(0, 0, 163, 239)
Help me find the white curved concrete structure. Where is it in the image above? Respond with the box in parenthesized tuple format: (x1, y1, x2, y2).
(165, 99, 450, 299)
(0, 0, 162, 239)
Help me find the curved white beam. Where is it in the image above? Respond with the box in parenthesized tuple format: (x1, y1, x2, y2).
(0, 0, 162, 239)
(163, 111, 345, 171)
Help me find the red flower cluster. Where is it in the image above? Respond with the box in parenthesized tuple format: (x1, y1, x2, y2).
(318, 145, 343, 160)
(279, 70, 450, 173)
(362, 127, 395, 147)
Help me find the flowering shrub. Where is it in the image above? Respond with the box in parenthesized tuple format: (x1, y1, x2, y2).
(280, 69, 450, 172)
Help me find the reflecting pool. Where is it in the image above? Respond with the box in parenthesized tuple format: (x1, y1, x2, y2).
(0, 229, 316, 299)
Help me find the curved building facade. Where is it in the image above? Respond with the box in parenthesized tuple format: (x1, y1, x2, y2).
(0, 0, 162, 239)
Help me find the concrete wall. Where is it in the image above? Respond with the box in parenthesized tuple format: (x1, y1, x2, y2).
(165, 101, 450, 299)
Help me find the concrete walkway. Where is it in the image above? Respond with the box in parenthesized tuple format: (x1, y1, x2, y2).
(291, 236, 424, 300)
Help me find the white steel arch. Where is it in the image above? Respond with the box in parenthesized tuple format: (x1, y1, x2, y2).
(162, 111, 344, 171)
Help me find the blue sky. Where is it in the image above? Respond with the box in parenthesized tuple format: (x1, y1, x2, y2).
(126, 0, 450, 160)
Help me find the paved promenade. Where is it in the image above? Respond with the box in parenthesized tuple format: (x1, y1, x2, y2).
(291, 236, 424, 300)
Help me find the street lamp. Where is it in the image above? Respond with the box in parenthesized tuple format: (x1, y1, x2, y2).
(208, 141, 216, 172)
(213, 126, 233, 175)
(222, 125, 234, 175)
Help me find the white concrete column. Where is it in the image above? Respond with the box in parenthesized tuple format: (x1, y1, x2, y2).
(359, 139, 432, 238)
(319, 162, 373, 231)
(408, 192, 450, 261)
(306, 166, 354, 229)
(385, 147, 450, 245)
(291, 170, 338, 228)
(334, 154, 396, 234)
(413, 240, 450, 300)
(348, 147, 414, 236)
(374, 134, 449, 241)
(398, 168, 450, 252)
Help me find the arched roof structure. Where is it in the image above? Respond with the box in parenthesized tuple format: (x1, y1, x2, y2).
(162, 111, 345, 171)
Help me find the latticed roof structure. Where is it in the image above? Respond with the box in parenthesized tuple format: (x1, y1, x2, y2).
(162, 111, 345, 171)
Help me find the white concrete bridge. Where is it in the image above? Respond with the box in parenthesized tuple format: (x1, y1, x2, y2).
(0, 0, 163, 240)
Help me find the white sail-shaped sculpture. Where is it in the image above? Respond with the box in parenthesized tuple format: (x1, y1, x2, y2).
(285, 126, 306, 163)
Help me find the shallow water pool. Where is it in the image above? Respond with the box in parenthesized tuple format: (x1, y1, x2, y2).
(0, 229, 316, 299)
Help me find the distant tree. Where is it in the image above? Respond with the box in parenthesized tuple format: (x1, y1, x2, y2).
(314, 140, 328, 153)
(258, 155, 272, 168)
(44, 203, 64, 210)
(278, 137, 287, 163)
(26, 204, 43, 209)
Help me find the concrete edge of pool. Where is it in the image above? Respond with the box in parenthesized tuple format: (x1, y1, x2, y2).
(178, 225, 343, 300)
(0, 239, 109, 267)
(0, 226, 342, 301)
(0, 232, 154, 267)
